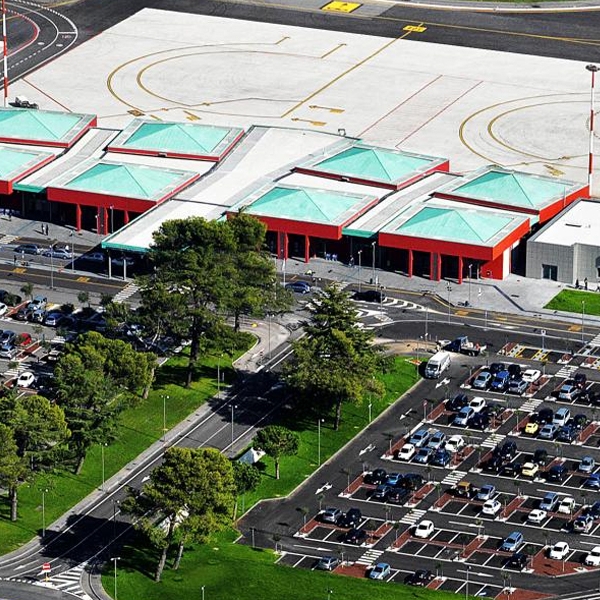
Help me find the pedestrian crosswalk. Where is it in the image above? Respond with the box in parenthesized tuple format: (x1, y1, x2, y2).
(481, 433, 505, 449)
(399, 508, 427, 526)
(441, 470, 467, 486)
(589, 333, 600, 348)
(520, 398, 543, 413)
(355, 548, 385, 566)
(555, 592, 600, 600)
(555, 365, 578, 379)
(113, 282, 138, 303)
(45, 563, 92, 600)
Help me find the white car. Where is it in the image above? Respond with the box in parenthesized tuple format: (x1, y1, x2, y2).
(469, 397, 487, 413)
(482, 499, 502, 516)
(397, 443, 416, 461)
(549, 541, 570, 560)
(445, 435, 466, 454)
(16, 371, 35, 388)
(558, 497, 576, 515)
(413, 520, 435, 539)
(585, 546, 600, 566)
(0, 302, 7, 316)
(528, 509, 547, 524)
(522, 369, 542, 384)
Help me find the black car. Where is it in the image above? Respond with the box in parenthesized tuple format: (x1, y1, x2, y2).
(371, 485, 391, 501)
(507, 364, 522, 380)
(557, 425, 577, 443)
(338, 508, 362, 528)
(546, 464, 567, 482)
(482, 455, 503, 473)
(489, 362, 506, 375)
(505, 552, 528, 571)
(353, 290, 386, 303)
(386, 487, 410, 505)
(494, 441, 517, 461)
(447, 393, 469, 412)
(538, 408, 554, 425)
(344, 528, 367, 545)
(574, 372, 588, 390)
(469, 413, 490, 431)
(364, 468, 387, 485)
(533, 449, 549, 466)
(400, 473, 424, 491)
(405, 570, 434, 586)
(586, 501, 600, 519)
(483, 402, 504, 417)
(501, 462, 523, 477)
(14, 305, 34, 321)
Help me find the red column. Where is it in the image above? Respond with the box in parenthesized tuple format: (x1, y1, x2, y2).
(304, 235, 310, 263)
(75, 204, 82, 231)
(458, 256, 463, 284)
(435, 253, 442, 281)
(124, 210, 130, 225)
(408, 249, 413, 277)
(283, 233, 289, 260)
(103, 207, 108, 235)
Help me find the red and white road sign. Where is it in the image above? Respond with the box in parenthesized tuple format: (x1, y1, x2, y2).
(41, 562, 51, 573)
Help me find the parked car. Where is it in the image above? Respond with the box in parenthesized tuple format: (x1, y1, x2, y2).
(16, 371, 35, 387)
(501, 462, 522, 477)
(554, 408, 571, 427)
(371, 484, 392, 501)
(587, 502, 600, 519)
(385, 473, 402, 486)
(491, 370, 510, 391)
(368, 563, 391, 580)
(364, 469, 387, 485)
(111, 255, 138, 267)
(548, 541, 570, 560)
(42, 248, 73, 260)
(413, 520, 435, 539)
(29, 295, 47, 310)
(540, 492, 560, 512)
(489, 362, 506, 375)
(586, 547, 600, 566)
(482, 454, 503, 473)
(386, 487, 410, 505)
(430, 449, 451, 467)
(574, 372, 588, 390)
(83, 251, 107, 263)
(319, 507, 343, 524)
(508, 379, 528, 395)
(494, 441, 517, 461)
(505, 552, 528, 571)
(469, 397, 486, 413)
(427, 430, 447, 451)
(1, 330, 17, 345)
(521, 462, 539, 478)
(338, 508, 362, 528)
(538, 424, 558, 440)
(14, 305, 34, 321)
(405, 569, 434, 586)
(399, 473, 424, 491)
(524, 418, 540, 436)
(528, 509, 547, 524)
(447, 393, 469, 412)
(285, 281, 311, 294)
(315, 556, 340, 571)
(353, 290, 385, 303)
(579, 456, 596, 473)
(546, 464, 567, 482)
(454, 406, 474, 427)
(344, 528, 367, 545)
(31, 308, 47, 323)
(572, 414, 590, 431)
(558, 383, 581, 402)
(14, 243, 40, 255)
(469, 413, 490, 431)
(413, 447, 434, 465)
(557, 425, 577, 443)
(396, 444, 416, 461)
(533, 448, 549, 466)
(482, 499, 502, 516)
(445, 435, 465, 454)
(574, 514, 594, 533)
(538, 408, 554, 424)
(476, 484, 496, 502)
(0, 303, 7, 316)
(472, 371, 492, 390)
(409, 429, 432, 448)
(500, 531, 524, 552)
(584, 474, 600, 489)
(522, 369, 542, 384)
(454, 481, 477, 499)
(558, 497, 576, 515)
(44, 311, 64, 327)
(0, 344, 17, 359)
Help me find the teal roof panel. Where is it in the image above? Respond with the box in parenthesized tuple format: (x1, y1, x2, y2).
(244, 185, 374, 226)
(0, 146, 53, 180)
(451, 169, 572, 208)
(313, 145, 440, 184)
(0, 108, 95, 146)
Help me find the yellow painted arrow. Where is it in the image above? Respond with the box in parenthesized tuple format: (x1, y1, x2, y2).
(309, 105, 344, 114)
(291, 118, 326, 127)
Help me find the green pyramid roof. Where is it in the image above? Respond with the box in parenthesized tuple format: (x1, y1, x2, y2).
(247, 186, 368, 225)
(453, 170, 570, 208)
(0, 109, 89, 143)
(63, 162, 191, 200)
(314, 146, 433, 183)
(123, 122, 232, 154)
(396, 207, 511, 243)
(0, 147, 50, 179)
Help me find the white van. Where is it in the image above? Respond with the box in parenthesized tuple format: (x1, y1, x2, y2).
(424, 351, 451, 379)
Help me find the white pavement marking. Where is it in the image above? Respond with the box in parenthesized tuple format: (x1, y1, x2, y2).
(555, 365, 578, 379)
(481, 433, 505, 449)
(113, 282, 139, 303)
(442, 470, 468, 486)
(359, 443, 376, 456)
(355, 548, 384, 566)
(315, 483, 332, 494)
(399, 508, 426, 525)
(41, 563, 92, 600)
(520, 398, 543, 413)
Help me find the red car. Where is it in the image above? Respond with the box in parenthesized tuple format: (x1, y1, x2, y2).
(16, 332, 32, 346)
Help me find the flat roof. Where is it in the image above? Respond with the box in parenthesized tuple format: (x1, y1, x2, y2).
(381, 200, 530, 247)
(445, 167, 580, 210)
(0, 108, 96, 147)
(0, 145, 55, 181)
(49, 158, 199, 202)
(108, 119, 244, 160)
(240, 184, 376, 226)
(308, 144, 446, 186)
(530, 199, 600, 247)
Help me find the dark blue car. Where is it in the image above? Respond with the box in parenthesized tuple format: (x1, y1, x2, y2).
(491, 370, 510, 392)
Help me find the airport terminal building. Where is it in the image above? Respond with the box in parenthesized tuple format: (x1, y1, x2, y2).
(0, 106, 590, 282)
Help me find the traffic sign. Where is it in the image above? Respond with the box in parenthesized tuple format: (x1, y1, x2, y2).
(41, 562, 51, 573)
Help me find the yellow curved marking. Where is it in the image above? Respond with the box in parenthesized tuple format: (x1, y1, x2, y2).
(458, 93, 585, 164)
(487, 99, 589, 162)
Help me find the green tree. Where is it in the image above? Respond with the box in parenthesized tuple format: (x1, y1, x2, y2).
(254, 425, 300, 480)
(77, 291, 90, 308)
(122, 447, 235, 582)
(20, 282, 33, 300)
(0, 423, 28, 521)
(285, 285, 384, 429)
(232, 461, 262, 518)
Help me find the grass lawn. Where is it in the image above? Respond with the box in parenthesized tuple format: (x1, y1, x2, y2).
(104, 530, 458, 600)
(0, 348, 244, 553)
(544, 289, 600, 316)
(242, 356, 420, 510)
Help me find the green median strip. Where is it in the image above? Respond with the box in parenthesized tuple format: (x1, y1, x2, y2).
(545, 289, 600, 316)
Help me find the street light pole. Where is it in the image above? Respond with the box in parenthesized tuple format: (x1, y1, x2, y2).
(587, 64, 600, 193)
(49, 247, 54, 290)
(268, 313, 272, 360)
(112, 557, 120, 600)
(447, 283, 452, 324)
(465, 565, 470, 600)
(41, 488, 48, 538)
(357, 250, 362, 293)
(371, 241, 376, 285)
(2, 0, 8, 107)
(162, 395, 169, 442)
(217, 356, 221, 400)
(201, 586, 205, 600)
(101, 443, 106, 492)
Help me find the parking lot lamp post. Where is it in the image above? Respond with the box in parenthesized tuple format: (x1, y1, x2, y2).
(41, 488, 48, 538)
(371, 241, 376, 285)
(268, 314, 272, 360)
(357, 250, 362, 293)
(327, 589, 333, 600)
(49, 247, 54, 290)
(100, 443, 106, 492)
(586, 64, 600, 192)
(446, 282, 452, 323)
(465, 565, 471, 600)
(201, 586, 205, 600)
(582, 300, 586, 345)
(112, 499, 120, 543)
(368, 401, 372, 424)
(162, 395, 169, 443)
(70, 230, 76, 273)
(424, 306, 429, 340)
(111, 557, 120, 600)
